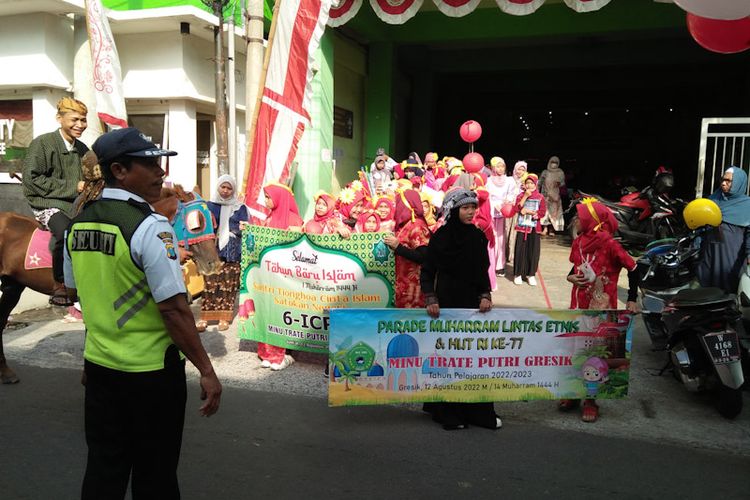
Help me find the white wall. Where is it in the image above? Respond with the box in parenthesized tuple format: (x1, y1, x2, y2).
(167, 99, 197, 189)
(32, 88, 68, 137)
(0, 13, 73, 90)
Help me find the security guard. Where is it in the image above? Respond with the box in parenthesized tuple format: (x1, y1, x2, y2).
(63, 128, 222, 499)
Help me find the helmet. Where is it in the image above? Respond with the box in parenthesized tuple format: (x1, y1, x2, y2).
(683, 198, 722, 229)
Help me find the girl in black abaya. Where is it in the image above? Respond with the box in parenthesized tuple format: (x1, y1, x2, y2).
(420, 188, 502, 431)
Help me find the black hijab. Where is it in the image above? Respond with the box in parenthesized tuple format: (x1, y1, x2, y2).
(428, 203, 489, 279)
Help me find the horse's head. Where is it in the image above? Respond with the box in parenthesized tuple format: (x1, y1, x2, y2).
(155, 186, 222, 276)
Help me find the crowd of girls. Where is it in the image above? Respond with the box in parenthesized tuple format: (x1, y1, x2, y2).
(197, 152, 640, 425)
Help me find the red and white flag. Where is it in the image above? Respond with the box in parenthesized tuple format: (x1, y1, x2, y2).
(84, 0, 128, 129)
(243, 0, 333, 213)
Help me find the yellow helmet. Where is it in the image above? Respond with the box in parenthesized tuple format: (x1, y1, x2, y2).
(683, 198, 722, 229)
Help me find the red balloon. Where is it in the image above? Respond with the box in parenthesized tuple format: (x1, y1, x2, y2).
(459, 120, 482, 143)
(500, 203, 515, 218)
(463, 152, 485, 174)
(687, 13, 750, 54)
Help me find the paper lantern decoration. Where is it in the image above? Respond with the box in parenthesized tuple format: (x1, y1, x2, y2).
(675, 0, 750, 21)
(687, 13, 750, 54)
(496, 0, 545, 16)
(462, 152, 485, 173)
(459, 120, 482, 143)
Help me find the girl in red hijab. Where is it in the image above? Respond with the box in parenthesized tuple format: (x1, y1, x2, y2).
(257, 182, 303, 370)
(264, 182, 303, 231)
(473, 187, 497, 291)
(512, 173, 546, 286)
(337, 187, 367, 229)
(354, 210, 381, 233)
(373, 196, 396, 233)
(304, 191, 350, 236)
(561, 197, 640, 422)
(384, 189, 432, 308)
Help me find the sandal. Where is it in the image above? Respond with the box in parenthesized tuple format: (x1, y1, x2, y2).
(218, 320, 229, 331)
(195, 320, 208, 333)
(581, 400, 599, 423)
(49, 292, 73, 307)
(558, 399, 580, 412)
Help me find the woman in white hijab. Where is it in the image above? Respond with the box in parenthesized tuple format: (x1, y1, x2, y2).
(196, 174, 248, 332)
(539, 156, 565, 237)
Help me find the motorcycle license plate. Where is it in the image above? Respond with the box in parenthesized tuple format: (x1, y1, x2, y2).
(701, 332, 741, 365)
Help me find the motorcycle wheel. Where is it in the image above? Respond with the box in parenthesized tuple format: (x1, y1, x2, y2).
(569, 216, 579, 240)
(717, 385, 743, 419)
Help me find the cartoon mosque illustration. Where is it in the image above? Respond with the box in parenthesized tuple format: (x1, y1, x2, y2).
(332, 333, 427, 392)
(385, 333, 420, 392)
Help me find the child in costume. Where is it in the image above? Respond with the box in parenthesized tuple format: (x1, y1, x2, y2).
(561, 197, 640, 422)
(257, 182, 304, 370)
(303, 191, 350, 237)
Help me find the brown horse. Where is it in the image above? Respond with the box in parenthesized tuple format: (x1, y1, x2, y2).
(0, 186, 221, 384)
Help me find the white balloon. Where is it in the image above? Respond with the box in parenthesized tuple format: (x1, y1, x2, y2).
(674, 0, 750, 21)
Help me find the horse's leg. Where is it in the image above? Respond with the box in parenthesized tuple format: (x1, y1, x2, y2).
(0, 276, 24, 384)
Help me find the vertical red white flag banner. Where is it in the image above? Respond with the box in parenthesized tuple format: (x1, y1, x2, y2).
(328, 0, 363, 27)
(496, 0, 545, 16)
(84, 0, 128, 129)
(244, 0, 334, 212)
(563, 0, 611, 13)
(432, 0, 481, 18)
(369, 0, 423, 25)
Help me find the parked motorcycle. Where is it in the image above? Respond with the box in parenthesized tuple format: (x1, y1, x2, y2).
(566, 168, 686, 248)
(638, 215, 745, 418)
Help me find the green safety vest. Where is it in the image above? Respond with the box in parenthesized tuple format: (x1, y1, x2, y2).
(68, 198, 179, 372)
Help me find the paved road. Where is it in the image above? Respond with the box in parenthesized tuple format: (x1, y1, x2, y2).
(1, 363, 749, 500)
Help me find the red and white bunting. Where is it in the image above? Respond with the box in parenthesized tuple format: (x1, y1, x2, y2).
(496, 0, 545, 16)
(84, 0, 127, 129)
(328, 0, 363, 27)
(243, 0, 333, 213)
(369, 0, 423, 25)
(563, 0, 611, 13)
(432, 0, 481, 18)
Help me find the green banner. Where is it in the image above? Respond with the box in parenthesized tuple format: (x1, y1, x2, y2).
(238, 226, 395, 353)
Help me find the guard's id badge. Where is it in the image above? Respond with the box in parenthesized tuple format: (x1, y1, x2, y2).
(157, 231, 178, 260)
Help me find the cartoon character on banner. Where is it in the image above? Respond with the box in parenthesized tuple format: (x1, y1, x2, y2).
(581, 357, 609, 398)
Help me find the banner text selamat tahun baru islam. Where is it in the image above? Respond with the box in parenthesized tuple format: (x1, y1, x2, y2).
(238, 226, 395, 353)
(327, 308, 634, 407)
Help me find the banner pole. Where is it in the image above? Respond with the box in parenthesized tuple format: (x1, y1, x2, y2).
(241, 0, 281, 199)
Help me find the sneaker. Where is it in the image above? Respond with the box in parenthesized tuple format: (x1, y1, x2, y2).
(527, 276, 537, 286)
(496, 269, 505, 277)
(513, 276, 523, 285)
(260, 359, 271, 368)
(271, 355, 295, 371)
(495, 417, 503, 429)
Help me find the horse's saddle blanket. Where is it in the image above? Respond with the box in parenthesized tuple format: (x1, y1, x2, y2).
(25, 229, 53, 270)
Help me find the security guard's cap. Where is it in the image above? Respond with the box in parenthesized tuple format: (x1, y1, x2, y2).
(93, 127, 177, 165)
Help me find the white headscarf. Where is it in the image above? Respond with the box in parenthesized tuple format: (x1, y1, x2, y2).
(212, 174, 243, 250)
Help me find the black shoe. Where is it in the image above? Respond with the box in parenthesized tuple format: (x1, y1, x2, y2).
(496, 270, 505, 277)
